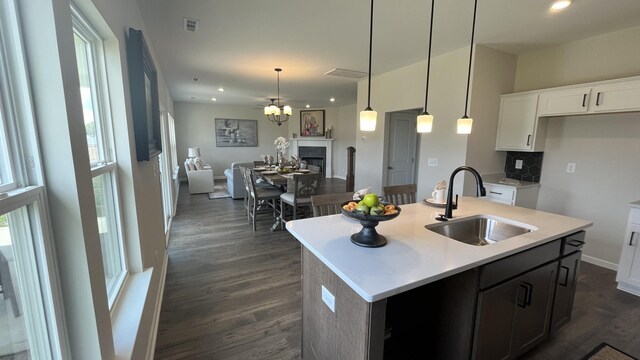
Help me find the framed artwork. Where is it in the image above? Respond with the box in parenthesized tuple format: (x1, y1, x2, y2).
(300, 110, 325, 137)
(127, 28, 161, 161)
(215, 119, 258, 147)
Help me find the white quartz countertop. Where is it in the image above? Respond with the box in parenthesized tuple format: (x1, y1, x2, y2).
(287, 197, 592, 302)
(630, 200, 640, 208)
(481, 173, 540, 189)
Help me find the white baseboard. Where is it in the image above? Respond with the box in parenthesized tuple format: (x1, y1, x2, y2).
(581, 254, 618, 271)
(332, 175, 346, 180)
(146, 252, 168, 360)
(617, 282, 640, 297)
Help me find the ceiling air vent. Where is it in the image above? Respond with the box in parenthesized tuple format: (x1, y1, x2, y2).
(324, 68, 368, 79)
(184, 18, 199, 33)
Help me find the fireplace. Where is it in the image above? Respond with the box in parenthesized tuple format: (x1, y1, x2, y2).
(298, 146, 326, 174)
(290, 138, 334, 178)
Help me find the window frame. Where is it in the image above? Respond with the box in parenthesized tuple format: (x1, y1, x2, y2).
(71, 6, 128, 308)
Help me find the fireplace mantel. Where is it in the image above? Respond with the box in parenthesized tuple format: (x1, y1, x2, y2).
(290, 138, 334, 178)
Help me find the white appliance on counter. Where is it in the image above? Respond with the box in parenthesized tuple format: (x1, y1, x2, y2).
(616, 201, 640, 296)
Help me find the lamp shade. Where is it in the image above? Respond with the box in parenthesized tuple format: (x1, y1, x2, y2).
(360, 109, 377, 131)
(457, 116, 473, 134)
(283, 105, 292, 116)
(417, 113, 433, 133)
(188, 147, 201, 158)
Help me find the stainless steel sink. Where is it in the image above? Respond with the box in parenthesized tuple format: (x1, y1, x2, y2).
(425, 215, 535, 246)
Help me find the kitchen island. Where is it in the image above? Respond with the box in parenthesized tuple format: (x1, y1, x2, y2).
(287, 197, 592, 360)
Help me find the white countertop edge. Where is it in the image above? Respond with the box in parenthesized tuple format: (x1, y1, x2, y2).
(290, 224, 592, 302)
(630, 200, 640, 208)
(287, 198, 593, 303)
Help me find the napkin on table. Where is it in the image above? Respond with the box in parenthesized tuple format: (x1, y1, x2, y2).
(353, 187, 372, 201)
(435, 179, 446, 190)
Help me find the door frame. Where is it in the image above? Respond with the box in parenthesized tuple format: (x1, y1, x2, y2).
(383, 108, 421, 187)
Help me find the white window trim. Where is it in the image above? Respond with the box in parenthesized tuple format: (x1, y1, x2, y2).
(71, 5, 128, 309)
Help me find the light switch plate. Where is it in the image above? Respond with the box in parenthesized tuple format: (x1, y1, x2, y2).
(566, 163, 576, 173)
(321, 285, 335, 312)
(515, 159, 523, 169)
(427, 158, 438, 167)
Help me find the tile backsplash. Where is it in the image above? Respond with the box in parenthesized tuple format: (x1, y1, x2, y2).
(505, 151, 544, 182)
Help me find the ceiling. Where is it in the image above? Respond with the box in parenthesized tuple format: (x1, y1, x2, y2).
(135, 0, 640, 109)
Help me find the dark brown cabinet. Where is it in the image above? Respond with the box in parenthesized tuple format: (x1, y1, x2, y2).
(551, 250, 582, 332)
(473, 262, 557, 360)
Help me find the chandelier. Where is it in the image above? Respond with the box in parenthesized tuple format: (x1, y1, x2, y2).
(264, 68, 292, 126)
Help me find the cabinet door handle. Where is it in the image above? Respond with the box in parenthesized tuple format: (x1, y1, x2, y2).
(567, 239, 585, 247)
(526, 134, 531, 146)
(596, 92, 602, 106)
(524, 282, 533, 306)
(517, 284, 528, 308)
(489, 191, 503, 195)
(582, 94, 587, 107)
(387, 166, 393, 170)
(559, 266, 570, 287)
(630, 231, 637, 246)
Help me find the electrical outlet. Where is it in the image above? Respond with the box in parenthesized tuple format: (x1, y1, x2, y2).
(321, 285, 335, 312)
(361, 135, 367, 142)
(427, 158, 438, 167)
(515, 159, 523, 169)
(566, 163, 576, 173)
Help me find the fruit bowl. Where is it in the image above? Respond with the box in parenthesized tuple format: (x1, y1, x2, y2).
(340, 201, 401, 248)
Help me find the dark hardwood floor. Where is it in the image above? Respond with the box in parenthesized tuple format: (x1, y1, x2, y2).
(155, 179, 640, 359)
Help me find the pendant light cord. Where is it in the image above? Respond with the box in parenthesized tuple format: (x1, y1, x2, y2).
(276, 70, 280, 107)
(463, 0, 478, 117)
(423, 0, 435, 112)
(366, 0, 374, 109)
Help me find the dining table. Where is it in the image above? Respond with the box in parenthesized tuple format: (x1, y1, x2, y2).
(251, 167, 321, 231)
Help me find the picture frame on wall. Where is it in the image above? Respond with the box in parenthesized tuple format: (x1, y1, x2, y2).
(215, 118, 258, 147)
(300, 110, 325, 137)
(127, 28, 161, 161)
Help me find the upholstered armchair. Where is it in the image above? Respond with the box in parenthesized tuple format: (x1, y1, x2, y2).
(224, 162, 254, 199)
(184, 155, 214, 194)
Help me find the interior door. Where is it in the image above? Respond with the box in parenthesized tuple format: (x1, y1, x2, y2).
(386, 112, 417, 186)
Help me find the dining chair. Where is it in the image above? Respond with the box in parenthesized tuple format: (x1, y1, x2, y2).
(242, 167, 283, 231)
(253, 160, 266, 166)
(311, 192, 354, 217)
(383, 183, 417, 205)
(280, 173, 322, 230)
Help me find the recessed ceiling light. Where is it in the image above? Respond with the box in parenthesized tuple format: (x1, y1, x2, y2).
(218, 87, 224, 92)
(550, 0, 571, 10)
(330, 97, 335, 102)
(305, 104, 310, 108)
(211, 97, 217, 101)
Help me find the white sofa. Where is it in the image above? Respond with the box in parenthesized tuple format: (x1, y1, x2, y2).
(224, 162, 253, 199)
(185, 163, 214, 194)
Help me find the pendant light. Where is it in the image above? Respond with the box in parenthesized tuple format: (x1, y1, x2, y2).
(360, 0, 377, 132)
(457, 0, 478, 135)
(417, 0, 436, 133)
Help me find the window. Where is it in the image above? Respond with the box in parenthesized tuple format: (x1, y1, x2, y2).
(0, 0, 68, 357)
(72, 9, 126, 306)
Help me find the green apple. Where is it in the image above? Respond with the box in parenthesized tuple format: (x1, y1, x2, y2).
(370, 205, 384, 215)
(363, 193, 379, 208)
(355, 204, 369, 214)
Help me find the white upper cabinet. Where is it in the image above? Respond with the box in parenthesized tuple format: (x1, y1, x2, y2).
(537, 87, 592, 116)
(590, 80, 640, 113)
(496, 94, 547, 152)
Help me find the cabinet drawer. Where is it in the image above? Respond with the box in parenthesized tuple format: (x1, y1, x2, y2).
(484, 185, 515, 205)
(479, 239, 561, 289)
(630, 208, 640, 224)
(561, 231, 585, 256)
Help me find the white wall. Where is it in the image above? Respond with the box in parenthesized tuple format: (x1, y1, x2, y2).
(515, 25, 640, 92)
(174, 102, 287, 177)
(463, 46, 517, 194)
(334, 104, 357, 179)
(537, 114, 640, 266)
(515, 25, 640, 267)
